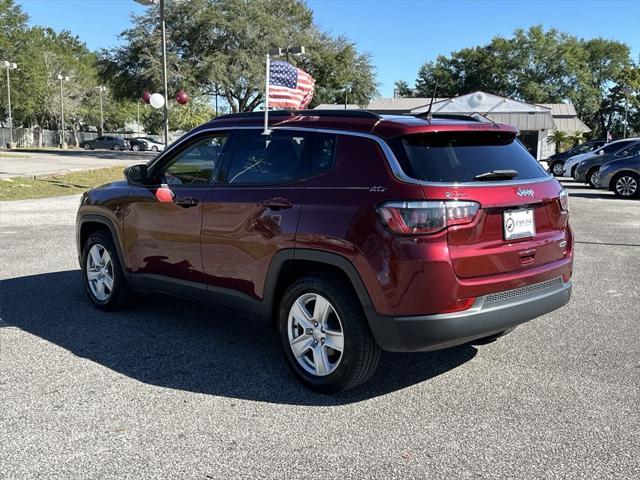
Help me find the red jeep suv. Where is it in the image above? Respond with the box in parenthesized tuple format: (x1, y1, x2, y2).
(76, 110, 573, 392)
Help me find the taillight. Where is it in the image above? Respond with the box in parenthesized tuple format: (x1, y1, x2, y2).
(377, 200, 480, 235)
(558, 188, 569, 213)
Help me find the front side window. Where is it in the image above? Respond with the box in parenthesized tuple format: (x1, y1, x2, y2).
(225, 130, 310, 184)
(160, 134, 229, 185)
(389, 131, 549, 183)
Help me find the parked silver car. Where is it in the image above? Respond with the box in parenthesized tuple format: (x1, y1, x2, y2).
(596, 154, 640, 198)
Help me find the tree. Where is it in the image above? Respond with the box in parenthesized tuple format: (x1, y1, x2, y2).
(394, 80, 414, 98)
(547, 130, 569, 152)
(568, 131, 585, 147)
(404, 26, 639, 137)
(99, 0, 378, 113)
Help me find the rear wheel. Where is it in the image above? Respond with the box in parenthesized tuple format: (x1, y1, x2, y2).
(113, 144, 121, 151)
(551, 162, 564, 176)
(131, 144, 140, 151)
(151, 145, 159, 152)
(82, 143, 91, 150)
(612, 172, 639, 198)
(81, 230, 129, 310)
(587, 168, 600, 188)
(278, 275, 381, 393)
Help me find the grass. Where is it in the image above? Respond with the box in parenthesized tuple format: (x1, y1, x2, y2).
(0, 166, 126, 201)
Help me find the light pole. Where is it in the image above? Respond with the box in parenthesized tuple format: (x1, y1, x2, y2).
(623, 87, 633, 138)
(95, 86, 106, 135)
(1, 60, 17, 148)
(57, 74, 69, 148)
(134, 0, 169, 147)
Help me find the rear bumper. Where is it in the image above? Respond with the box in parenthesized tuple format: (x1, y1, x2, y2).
(366, 277, 572, 352)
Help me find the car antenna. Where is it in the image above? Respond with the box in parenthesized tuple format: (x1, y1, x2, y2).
(425, 80, 439, 122)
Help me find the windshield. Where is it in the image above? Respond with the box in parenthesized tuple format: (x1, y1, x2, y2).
(388, 131, 549, 183)
(598, 140, 637, 155)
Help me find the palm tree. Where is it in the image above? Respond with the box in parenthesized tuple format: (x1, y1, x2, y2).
(546, 130, 569, 152)
(569, 131, 585, 147)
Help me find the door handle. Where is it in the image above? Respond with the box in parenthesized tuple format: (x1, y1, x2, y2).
(263, 198, 293, 210)
(175, 197, 199, 208)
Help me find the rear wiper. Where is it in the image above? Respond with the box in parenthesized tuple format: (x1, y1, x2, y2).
(473, 169, 519, 181)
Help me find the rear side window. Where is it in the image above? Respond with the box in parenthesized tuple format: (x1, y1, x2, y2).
(389, 131, 549, 182)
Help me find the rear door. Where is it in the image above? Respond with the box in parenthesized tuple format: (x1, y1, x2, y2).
(200, 128, 311, 300)
(124, 132, 231, 284)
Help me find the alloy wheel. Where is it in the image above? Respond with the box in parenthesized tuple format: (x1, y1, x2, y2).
(589, 171, 599, 187)
(615, 176, 638, 197)
(287, 293, 344, 377)
(552, 163, 564, 176)
(86, 244, 114, 301)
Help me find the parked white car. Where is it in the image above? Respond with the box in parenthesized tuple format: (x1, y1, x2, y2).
(563, 138, 639, 177)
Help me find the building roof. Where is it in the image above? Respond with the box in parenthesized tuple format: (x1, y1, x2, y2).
(313, 92, 591, 133)
(538, 103, 577, 117)
(485, 112, 555, 130)
(552, 116, 591, 133)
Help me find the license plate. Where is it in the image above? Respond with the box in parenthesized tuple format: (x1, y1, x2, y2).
(503, 208, 535, 240)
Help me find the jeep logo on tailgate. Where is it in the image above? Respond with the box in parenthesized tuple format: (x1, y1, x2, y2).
(516, 188, 535, 197)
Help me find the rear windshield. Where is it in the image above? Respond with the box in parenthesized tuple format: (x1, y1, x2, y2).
(388, 131, 549, 182)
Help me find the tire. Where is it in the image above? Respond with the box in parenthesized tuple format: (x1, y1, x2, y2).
(612, 172, 639, 199)
(81, 230, 130, 310)
(278, 274, 381, 393)
(132, 144, 140, 151)
(113, 144, 121, 151)
(570, 165, 578, 179)
(82, 143, 91, 150)
(587, 168, 600, 188)
(551, 162, 564, 176)
(151, 146, 159, 152)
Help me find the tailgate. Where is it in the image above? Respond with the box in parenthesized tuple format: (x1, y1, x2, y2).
(436, 180, 570, 279)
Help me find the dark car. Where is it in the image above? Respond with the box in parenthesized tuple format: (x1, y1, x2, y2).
(596, 154, 640, 198)
(130, 137, 165, 152)
(575, 141, 640, 187)
(547, 140, 607, 176)
(76, 110, 573, 393)
(82, 136, 130, 151)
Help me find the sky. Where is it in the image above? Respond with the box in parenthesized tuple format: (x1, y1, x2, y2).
(19, 0, 640, 97)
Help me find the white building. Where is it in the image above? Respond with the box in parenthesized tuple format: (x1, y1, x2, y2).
(315, 91, 591, 160)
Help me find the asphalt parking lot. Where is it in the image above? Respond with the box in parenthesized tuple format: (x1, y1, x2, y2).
(0, 149, 154, 178)
(1, 179, 638, 479)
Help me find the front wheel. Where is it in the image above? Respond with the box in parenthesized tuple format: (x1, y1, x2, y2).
(278, 275, 381, 393)
(112, 144, 121, 151)
(551, 162, 564, 176)
(587, 168, 600, 188)
(81, 230, 130, 310)
(612, 172, 639, 198)
(151, 145, 159, 152)
(131, 144, 140, 151)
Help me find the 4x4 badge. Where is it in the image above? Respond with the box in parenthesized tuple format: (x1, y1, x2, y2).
(517, 188, 535, 197)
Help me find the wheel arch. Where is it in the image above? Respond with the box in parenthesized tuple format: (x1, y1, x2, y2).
(265, 249, 375, 325)
(77, 215, 128, 271)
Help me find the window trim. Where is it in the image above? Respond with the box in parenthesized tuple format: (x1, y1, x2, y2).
(147, 125, 554, 188)
(147, 130, 234, 187)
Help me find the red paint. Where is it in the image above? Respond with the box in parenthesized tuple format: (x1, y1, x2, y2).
(77, 112, 573, 319)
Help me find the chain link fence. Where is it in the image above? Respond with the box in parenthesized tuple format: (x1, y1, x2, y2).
(0, 128, 165, 149)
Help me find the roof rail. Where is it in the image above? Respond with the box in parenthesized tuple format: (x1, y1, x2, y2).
(214, 109, 381, 121)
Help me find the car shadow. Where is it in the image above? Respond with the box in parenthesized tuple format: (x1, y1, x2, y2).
(0, 270, 477, 405)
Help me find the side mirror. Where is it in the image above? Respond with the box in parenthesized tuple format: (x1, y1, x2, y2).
(124, 164, 150, 185)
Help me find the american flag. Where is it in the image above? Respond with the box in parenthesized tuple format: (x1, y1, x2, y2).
(268, 60, 315, 110)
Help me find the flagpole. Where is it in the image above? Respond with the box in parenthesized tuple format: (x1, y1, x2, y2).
(263, 53, 270, 135)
